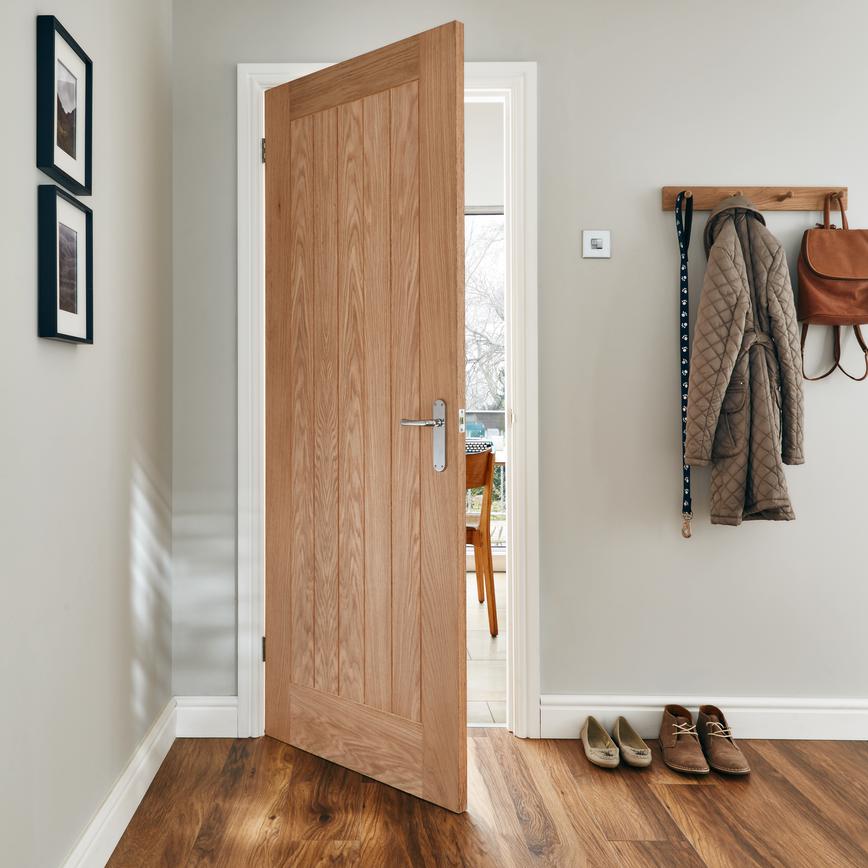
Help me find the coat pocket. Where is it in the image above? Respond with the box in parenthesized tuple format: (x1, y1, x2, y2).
(712, 378, 747, 459)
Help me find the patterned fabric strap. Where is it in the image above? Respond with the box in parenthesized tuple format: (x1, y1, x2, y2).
(675, 191, 693, 538)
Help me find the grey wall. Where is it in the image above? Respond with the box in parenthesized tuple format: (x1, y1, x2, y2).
(0, 1, 172, 865)
(172, 0, 868, 702)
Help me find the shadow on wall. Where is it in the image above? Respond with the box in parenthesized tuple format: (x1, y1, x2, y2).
(172, 507, 237, 696)
(130, 452, 172, 734)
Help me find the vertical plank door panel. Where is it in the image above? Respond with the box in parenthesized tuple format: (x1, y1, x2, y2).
(288, 114, 316, 691)
(313, 107, 340, 695)
(389, 80, 422, 724)
(264, 82, 294, 742)
(362, 90, 393, 713)
(337, 98, 366, 704)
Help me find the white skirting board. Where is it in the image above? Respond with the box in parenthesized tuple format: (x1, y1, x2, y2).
(62, 700, 177, 868)
(540, 694, 868, 740)
(62, 696, 239, 868)
(175, 695, 239, 737)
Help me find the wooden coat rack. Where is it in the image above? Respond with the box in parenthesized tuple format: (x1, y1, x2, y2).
(661, 186, 848, 211)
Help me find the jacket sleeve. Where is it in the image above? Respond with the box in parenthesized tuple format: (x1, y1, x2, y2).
(767, 247, 805, 465)
(684, 241, 749, 466)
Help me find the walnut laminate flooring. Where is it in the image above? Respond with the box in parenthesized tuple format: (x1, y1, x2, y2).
(109, 732, 868, 867)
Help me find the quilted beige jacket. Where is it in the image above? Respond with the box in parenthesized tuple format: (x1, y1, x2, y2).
(685, 196, 804, 525)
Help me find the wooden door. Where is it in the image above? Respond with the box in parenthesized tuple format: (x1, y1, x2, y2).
(264, 22, 466, 812)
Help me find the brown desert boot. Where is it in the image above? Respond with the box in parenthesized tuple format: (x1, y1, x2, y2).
(659, 705, 710, 775)
(697, 705, 750, 775)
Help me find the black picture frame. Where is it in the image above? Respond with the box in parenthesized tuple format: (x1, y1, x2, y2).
(36, 15, 92, 196)
(38, 185, 93, 344)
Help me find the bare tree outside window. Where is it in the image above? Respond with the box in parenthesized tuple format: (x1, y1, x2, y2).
(465, 214, 505, 413)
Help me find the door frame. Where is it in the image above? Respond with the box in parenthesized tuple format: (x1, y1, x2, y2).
(236, 60, 539, 739)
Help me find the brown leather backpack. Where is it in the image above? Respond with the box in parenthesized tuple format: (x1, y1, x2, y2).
(798, 192, 868, 380)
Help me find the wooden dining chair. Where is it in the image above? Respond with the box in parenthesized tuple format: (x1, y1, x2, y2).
(466, 449, 497, 637)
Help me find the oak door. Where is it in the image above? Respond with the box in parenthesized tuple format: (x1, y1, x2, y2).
(264, 22, 466, 812)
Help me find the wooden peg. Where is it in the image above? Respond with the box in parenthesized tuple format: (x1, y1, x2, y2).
(778, 190, 794, 202)
(684, 190, 692, 199)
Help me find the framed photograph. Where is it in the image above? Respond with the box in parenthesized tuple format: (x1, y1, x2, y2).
(36, 16, 92, 196)
(39, 185, 93, 344)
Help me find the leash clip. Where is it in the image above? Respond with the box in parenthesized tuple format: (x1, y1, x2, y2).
(681, 513, 693, 539)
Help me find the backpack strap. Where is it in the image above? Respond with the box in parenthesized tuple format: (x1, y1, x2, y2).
(838, 324, 868, 381)
(801, 323, 868, 381)
(801, 323, 839, 381)
(823, 191, 849, 230)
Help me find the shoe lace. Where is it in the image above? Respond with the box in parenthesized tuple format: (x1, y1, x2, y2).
(673, 721, 698, 738)
(707, 721, 734, 739)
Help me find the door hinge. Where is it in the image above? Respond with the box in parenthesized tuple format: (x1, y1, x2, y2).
(261, 137, 266, 164)
(261, 636, 266, 662)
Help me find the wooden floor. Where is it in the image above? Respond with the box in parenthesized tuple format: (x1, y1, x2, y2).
(109, 731, 868, 867)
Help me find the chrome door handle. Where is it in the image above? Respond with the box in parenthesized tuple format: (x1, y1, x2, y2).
(399, 418, 444, 428)
(399, 399, 446, 471)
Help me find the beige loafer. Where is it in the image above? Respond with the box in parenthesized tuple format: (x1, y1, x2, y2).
(581, 716, 619, 768)
(612, 716, 652, 767)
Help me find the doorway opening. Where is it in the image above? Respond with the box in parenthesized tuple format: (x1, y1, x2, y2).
(465, 100, 507, 725)
(236, 62, 539, 741)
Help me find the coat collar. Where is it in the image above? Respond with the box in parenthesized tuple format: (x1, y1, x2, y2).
(704, 195, 766, 253)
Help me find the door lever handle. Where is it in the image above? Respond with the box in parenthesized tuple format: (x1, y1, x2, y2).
(399, 399, 447, 471)
(399, 417, 444, 428)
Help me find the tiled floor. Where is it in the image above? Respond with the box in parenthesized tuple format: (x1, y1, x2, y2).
(466, 570, 506, 724)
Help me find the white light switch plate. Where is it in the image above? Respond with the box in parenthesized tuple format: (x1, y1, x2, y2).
(582, 229, 611, 258)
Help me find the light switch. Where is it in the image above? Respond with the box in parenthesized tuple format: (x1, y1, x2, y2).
(582, 229, 611, 259)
